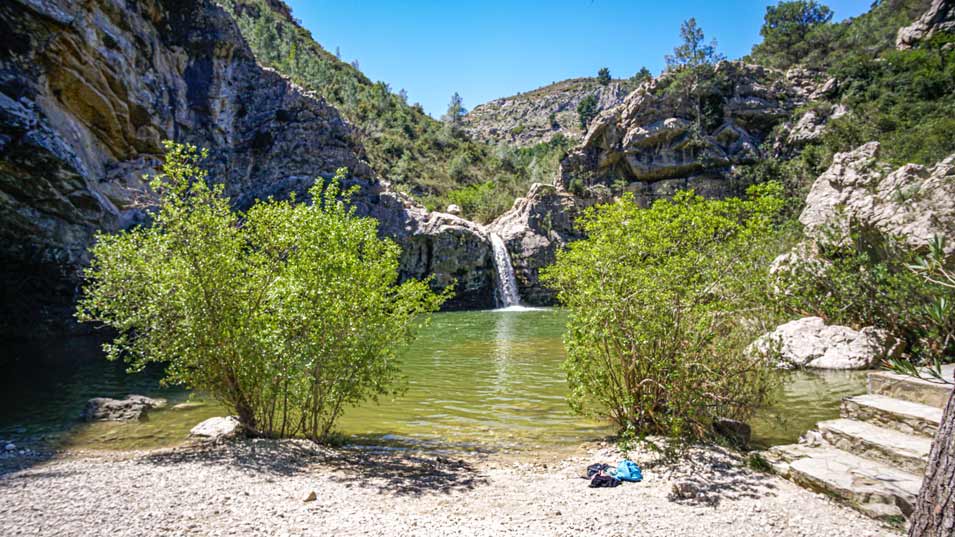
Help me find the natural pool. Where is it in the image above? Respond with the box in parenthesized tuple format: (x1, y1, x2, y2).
(0, 309, 867, 453)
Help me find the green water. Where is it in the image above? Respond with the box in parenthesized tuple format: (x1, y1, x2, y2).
(0, 309, 867, 453)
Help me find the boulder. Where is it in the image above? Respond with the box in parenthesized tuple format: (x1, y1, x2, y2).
(712, 418, 752, 447)
(751, 317, 899, 370)
(560, 62, 800, 204)
(445, 204, 462, 216)
(189, 416, 243, 441)
(896, 0, 955, 50)
(82, 395, 166, 421)
(800, 143, 955, 259)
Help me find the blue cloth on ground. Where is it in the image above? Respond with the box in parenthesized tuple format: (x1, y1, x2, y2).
(613, 460, 642, 482)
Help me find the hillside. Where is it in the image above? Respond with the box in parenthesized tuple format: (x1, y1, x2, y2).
(218, 0, 570, 222)
(463, 77, 639, 147)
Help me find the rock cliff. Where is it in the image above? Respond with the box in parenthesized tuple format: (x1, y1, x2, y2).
(559, 62, 801, 205)
(896, 0, 955, 50)
(463, 78, 633, 147)
(0, 0, 493, 338)
(800, 142, 955, 258)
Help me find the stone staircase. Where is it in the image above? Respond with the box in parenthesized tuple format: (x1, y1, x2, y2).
(763, 364, 953, 522)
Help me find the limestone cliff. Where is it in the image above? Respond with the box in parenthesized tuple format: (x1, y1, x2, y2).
(0, 0, 493, 338)
(463, 78, 634, 147)
(559, 62, 801, 205)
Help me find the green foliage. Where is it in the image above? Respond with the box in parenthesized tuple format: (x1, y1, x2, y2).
(577, 94, 598, 131)
(665, 18, 725, 70)
(751, 1, 833, 68)
(76, 142, 446, 441)
(597, 67, 612, 86)
(219, 0, 551, 222)
(775, 230, 955, 364)
(541, 183, 786, 441)
(631, 67, 653, 85)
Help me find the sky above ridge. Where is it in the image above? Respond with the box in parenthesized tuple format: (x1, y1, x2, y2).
(285, 0, 873, 118)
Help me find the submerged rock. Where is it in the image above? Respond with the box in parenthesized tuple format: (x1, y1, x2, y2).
(82, 395, 166, 422)
(751, 317, 899, 370)
(189, 416, 243, 441)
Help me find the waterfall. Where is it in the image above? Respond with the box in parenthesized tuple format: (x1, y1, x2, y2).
(489, 233, 522, 308)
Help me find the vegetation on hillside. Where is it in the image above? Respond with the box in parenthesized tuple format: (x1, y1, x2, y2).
(219, 0, 569, 222)
(76, 143, 446, 441)
(541, 184, 786, 442)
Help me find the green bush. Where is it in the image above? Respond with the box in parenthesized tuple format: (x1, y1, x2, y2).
(541, 183, 786, 441)
(76, 143, 446, 441)
(775, 229, 955, 364)
(577, 94, 598, 131)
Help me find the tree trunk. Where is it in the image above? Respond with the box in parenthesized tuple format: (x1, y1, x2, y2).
(908, 373, 955, 537)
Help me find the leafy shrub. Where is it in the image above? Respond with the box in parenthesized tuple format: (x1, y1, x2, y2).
(597, 67, 611, 86)
(541, 183, 786, 441)
(76, 143, 446, 441)
(577, 94, 598, 131)
(775, 229, 955, 364)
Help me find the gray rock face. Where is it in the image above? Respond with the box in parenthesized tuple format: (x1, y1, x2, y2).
(0, 0, 495, 336)
(366, 193, 495, 310)
(83, 395, 166, 421)
(487, 183, 604, 305)
(799, 142, 955, 259)
(463, 78, 632, 147)
(897, 0, 955, 50)
(189, 416, 243, 441)
(559, 62, 799, 204)
(751, 317, 899, 370)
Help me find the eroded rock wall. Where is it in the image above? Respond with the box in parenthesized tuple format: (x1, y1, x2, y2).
(0, 0, 493, 338)
(559, 62, 800, 205)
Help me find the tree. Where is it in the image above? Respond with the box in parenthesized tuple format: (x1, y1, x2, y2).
(577, 94, 598, 131)
(665, 18, 725, 70)
(76, 142, 446, 441)
(541, 183, 785, 441)
(752, 1, 834, 68)
(663, 18, 726, 137)
(631, 67, 652, 85)
(443, 92, 467, 125)
(597, 67, 612, 86)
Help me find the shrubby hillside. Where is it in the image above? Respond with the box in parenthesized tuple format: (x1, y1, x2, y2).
(220, 0, 572, 222)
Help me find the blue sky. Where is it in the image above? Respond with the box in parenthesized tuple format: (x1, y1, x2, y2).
(285, 0, 873, 117)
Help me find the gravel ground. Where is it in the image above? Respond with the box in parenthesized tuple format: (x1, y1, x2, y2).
(0, 439, 900, 537)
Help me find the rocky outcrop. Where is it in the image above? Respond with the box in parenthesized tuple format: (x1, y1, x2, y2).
(82, 395, 166, 421)
(559, 62, 800, 205)
(463, 78, 633, 147)
(751, 317, 899, 370)
(487, 183, 605, 304)
(366, 193, 495, 309)
(897, 0, 955, 50)
(0, 0, 495, 337)
(800, 142, 955, 258)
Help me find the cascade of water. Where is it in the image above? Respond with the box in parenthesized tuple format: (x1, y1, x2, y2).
(489, 233, 522, 308)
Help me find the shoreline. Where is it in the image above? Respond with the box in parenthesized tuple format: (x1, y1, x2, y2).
(0, 437, 900, 537)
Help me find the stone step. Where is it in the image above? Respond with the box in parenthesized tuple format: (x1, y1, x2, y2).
(767, 444, 922, 521)
(868, 365, 954, 409)
(842, 394, 942, 437)
(817, 418, 931, 475)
